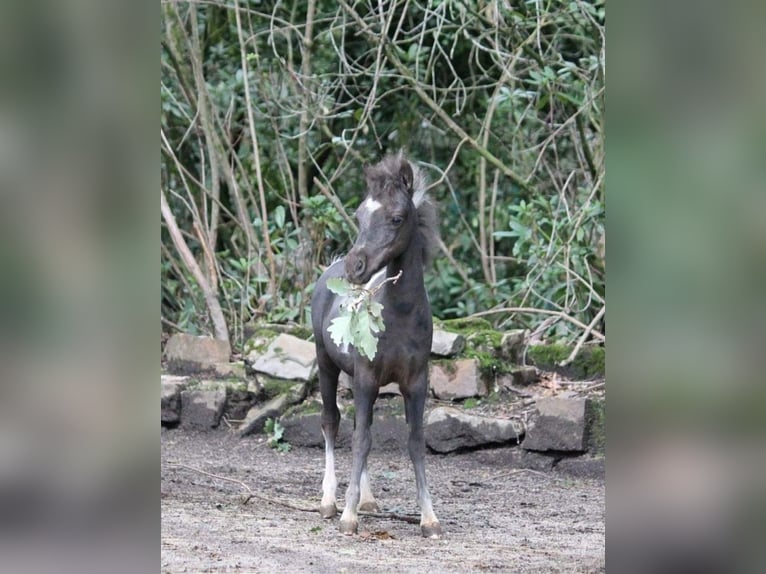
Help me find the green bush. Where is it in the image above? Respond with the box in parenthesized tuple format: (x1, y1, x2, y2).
(161, 0, 605, 356)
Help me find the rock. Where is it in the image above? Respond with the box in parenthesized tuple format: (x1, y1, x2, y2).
(281, 412, 353, 448)
(280, 411, 409, 452)
(555, 456, 605, 479)
(503, 448, 557, 472)
(246, 333, 316, 382)
(522, 397, 589, 452)
(476, 447, 556, 472)
(586, 398, 605, 455)
(431, 329, 465, 357)
(501, 329, 527, 362)
(339, 371, 352, 391)
(339, 372, 401, 396)
(161, 375, 189, 425)
(371, 414, 409, 452)
(223, 387, 259, 422)
(164, 334, 231, 374)
(211, 362, 246, 379)
(180, 389, 227, 429)
(430, 359, 486, 400)
(425, 407, 522, 453)
(379, 382, 401, 395)
(238, 383, 307, 437)
(510, 366, 539, 386)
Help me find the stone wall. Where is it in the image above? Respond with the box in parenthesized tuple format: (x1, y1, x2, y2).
(161, 326, 605, 476)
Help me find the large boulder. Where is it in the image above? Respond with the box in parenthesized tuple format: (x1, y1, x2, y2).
(425, 407, 522, 453)
(430, 359, 487, 400)
(246, 333, 316, 382)
(164, 334, 231, 374)
(522, 397, 589, 453)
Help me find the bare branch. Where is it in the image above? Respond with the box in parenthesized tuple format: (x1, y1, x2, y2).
(161, 188, 230, 344)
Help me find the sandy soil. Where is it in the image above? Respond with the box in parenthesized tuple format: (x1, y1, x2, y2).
(161, 428, 604, 573)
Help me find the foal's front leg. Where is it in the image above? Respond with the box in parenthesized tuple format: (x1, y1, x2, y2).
(339, 375, 378, 535)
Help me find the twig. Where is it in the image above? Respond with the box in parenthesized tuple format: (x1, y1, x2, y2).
(370, 269, 403, 295)
(337, 0, 533, 196)
(313, 176, 358, 234)
(167, 461, 316, 511)
(468, 307, 604, 342)
(166, 461, 421, 525)
(358, 510, 420, 525)
(486, 468, 550, 482)
(559, 305, 605, 367)
(574, 381, 605, 395)
(161, 315, 184, 333)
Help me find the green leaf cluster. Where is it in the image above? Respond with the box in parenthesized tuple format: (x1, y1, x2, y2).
(264, 418, 291, 453)
(326, 278, 385, 361)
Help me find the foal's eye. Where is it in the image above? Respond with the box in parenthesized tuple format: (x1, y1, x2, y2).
(391, 216, 403, 226)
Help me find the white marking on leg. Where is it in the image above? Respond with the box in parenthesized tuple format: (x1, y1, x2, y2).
(419, 489, 438, 525)
(340, 504, 357, 529)
(321, 429, 337, 510)
(363, 198, 382, 214)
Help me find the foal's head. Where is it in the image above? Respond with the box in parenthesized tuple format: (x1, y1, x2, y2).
(345, 155, 419, 285)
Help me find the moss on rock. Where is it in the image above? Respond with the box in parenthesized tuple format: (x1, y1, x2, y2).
(435, 319, 517, 377)
(440, 317, 494, 334)
(528, 344, 605, 379)
(586, 398, 606, 455)
(261, 377, 299, 399)
(243, 323, 313, 354)
(463, 330, 513, 377)
(283, 398, 323, 419)
(243, 327, 280, 356)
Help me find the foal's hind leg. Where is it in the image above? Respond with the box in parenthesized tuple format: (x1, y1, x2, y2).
(358, 463, 379, 512)
(402, 373, 442, 538)
(318, 357, 341, 519)
(339, 373, 378, 534)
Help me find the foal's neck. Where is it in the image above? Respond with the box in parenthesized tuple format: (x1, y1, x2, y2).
(382, 231, 425, 306)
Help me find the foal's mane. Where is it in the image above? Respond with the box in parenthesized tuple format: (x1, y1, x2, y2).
(367, 151, 440, 267)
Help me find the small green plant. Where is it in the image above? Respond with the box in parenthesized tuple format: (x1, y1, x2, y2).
(264, 417, 291, 453)
(463, 398, 480, 409)
(325, 271, 402, 361)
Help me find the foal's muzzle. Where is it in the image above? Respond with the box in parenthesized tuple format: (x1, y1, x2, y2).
(344, 251, 367, 284)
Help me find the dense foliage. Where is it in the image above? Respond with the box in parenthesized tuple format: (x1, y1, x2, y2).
(161, 0, 605, 354)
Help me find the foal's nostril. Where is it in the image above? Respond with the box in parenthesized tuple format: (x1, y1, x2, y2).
(345, 252, 367, 282)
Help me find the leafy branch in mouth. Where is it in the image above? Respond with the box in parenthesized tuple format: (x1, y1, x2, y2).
(326, 269, 403, 361)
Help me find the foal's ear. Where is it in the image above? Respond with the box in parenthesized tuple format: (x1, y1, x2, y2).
(399, 160, 414, 194)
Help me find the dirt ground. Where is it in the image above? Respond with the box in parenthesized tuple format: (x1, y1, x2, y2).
(161, 428, 604, 573)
